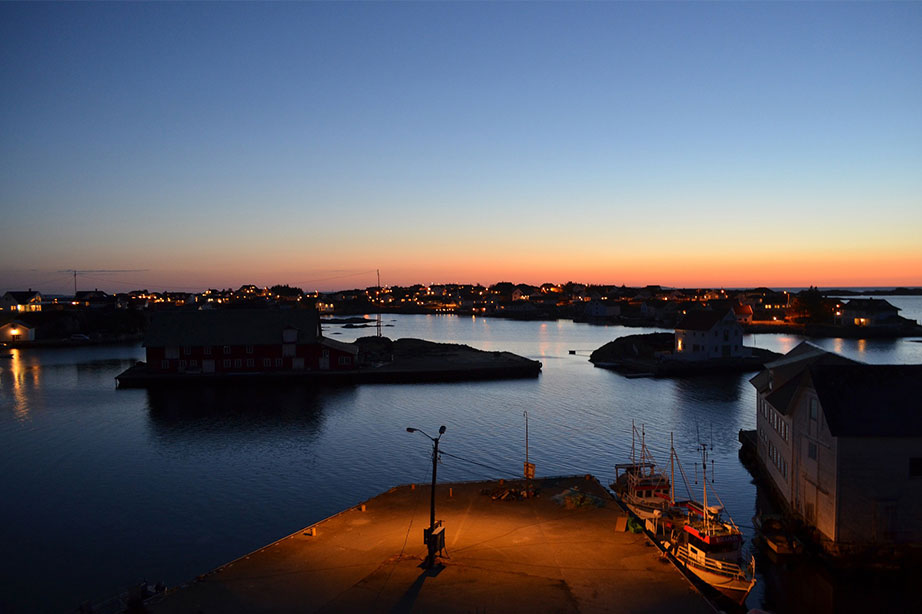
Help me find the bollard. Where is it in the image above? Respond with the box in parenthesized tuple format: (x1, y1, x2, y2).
(449, 487, 453, 498)
(360, 504, 366, 512)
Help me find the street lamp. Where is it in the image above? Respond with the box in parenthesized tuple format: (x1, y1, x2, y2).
(406, 425, 446, 568)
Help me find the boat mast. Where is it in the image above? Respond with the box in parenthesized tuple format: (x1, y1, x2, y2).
(670, 433, 675, 505)
(631, 419, 636, 468)
(701, 443, 709, 531)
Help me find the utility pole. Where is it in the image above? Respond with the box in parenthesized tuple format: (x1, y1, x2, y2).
(376, 269, 382, 338)
(407, 425, 446, 569)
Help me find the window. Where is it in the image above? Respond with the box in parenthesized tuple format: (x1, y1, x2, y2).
(190, 360, 198, 368)
(910, 458, 922, 478)
(223, 345, 231, 355)
(223, 359, 231, 368)
(275, 358, 284, 367)
(808, 442, 817, 460)
(263, 358, 271, 367)
(204, 346, 212, 355)
(178, 360, 187, 369)
(282, 343, 295, 357)
(246, 358, 254, 368)
(338, 356, 351, 366)
(809, 398, 818, 420)
(161, 360, 170, 369)
(234, 359, 242, 368)
(245, 345, 253, 354)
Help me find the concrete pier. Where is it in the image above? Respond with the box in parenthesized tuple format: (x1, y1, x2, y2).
(147, 476, 715, 614)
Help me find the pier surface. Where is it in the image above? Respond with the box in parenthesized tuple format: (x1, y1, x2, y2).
(148, 476, 714, 614)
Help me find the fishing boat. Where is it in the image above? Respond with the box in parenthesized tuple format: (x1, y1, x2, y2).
(660, 443, 756, 606)
(611, 423, 673, 520)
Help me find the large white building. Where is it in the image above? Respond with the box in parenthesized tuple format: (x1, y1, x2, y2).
(673, 309, 747, 360)
(750, 343, 922, 554)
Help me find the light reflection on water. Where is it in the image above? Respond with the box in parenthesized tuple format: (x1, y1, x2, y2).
(0, 301, 920, 613)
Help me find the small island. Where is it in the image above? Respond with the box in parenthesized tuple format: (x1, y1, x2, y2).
(590, 310, 781, 377)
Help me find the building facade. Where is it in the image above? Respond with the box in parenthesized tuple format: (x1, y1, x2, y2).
(673, 309, 747, 360)
(750, 343, 922, 553)
(144, 309, 358, 375)
(1, 290, 42, 313)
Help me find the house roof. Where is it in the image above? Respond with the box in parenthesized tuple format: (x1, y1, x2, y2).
(733, 304, 753, 316)
(674, 309, 731, 332)
(749, 341, 857, 395)
(144, 309, 321, 347)
(4, 290, 41, 304)
(842, 298, 899, 313)
(809, 364, 922, 437)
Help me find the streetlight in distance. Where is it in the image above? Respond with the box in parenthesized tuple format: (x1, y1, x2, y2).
(406, 425, 446, 568)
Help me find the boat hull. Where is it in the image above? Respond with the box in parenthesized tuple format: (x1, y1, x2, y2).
(670, 544, 755, 606)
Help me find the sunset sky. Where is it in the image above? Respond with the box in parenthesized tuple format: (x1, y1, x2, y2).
(2, 2, 920, 294)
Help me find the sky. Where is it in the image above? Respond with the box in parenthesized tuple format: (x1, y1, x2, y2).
(1, 1, 920, 294)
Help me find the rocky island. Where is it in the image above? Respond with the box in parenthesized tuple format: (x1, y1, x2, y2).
(590, 331, 780, 377)
(116, 333, 541, 388)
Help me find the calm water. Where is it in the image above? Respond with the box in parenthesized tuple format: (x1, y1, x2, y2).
(1, 297, 920, 613)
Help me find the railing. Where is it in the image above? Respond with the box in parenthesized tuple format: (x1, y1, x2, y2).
(676, 546, 748, 580)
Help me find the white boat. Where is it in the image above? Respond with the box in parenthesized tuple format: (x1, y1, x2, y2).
(660, 443, 756, 606)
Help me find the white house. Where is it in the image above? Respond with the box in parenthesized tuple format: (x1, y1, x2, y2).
(750, 343, 922, 554)
(836, 298, 904, 327)
(584, 300, 621, 319)
(0, 320, 35, 343)
(673, 309, 748, 360)
(1, 290, 42, 313)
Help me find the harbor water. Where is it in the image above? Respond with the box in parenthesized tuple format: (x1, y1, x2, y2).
(1, 296, 920, 613)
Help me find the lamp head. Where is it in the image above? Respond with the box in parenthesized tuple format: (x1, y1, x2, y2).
(406, 427, 417, 433)
(438, 425, 446, 435)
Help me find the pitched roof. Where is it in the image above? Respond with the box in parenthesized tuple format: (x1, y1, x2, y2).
(675, 309, 732, 332)
(842, 298, 899, 313)
(809, 364, 922, 437)
(4, 290, 41, 303)
(144, 309, 321, 347)
(733, 304, 753, 316)
(750, 341, 857, 395)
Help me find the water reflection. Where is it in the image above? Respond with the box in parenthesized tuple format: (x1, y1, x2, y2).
(145, 383, 351, 441)
(1, 349, 33, 421)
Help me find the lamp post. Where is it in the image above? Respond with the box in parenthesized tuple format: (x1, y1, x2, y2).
(406, 425, 446, 568)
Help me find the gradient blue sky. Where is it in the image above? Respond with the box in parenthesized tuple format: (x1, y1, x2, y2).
(2, 1, 920, 293)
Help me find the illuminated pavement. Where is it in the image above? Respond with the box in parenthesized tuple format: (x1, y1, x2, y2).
(147, 476, 715, 613)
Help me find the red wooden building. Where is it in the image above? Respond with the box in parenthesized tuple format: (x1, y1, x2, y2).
(144, 308, 358, 375)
